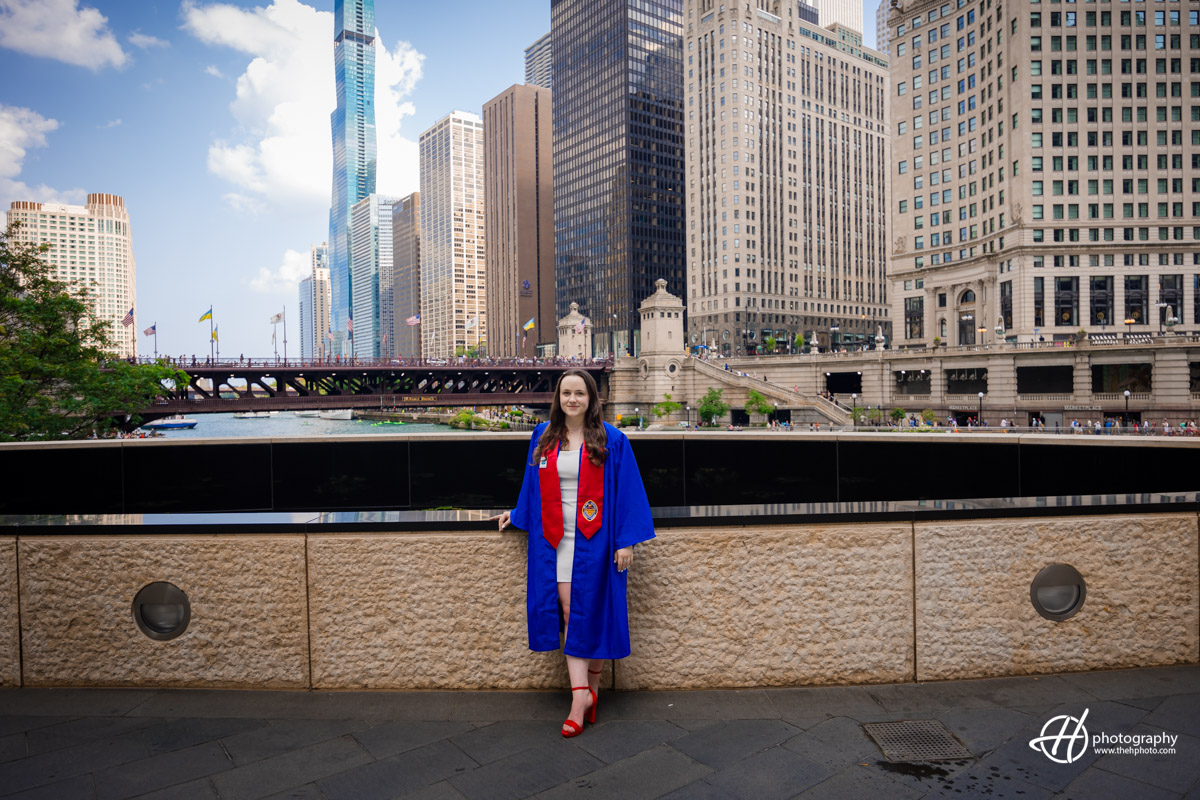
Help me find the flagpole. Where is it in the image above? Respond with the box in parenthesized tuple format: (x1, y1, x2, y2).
(209, 308, 214, 362)
(273, 319, 278, 361)
(153, 323, 158, 360)
(282, 306, 288, 364)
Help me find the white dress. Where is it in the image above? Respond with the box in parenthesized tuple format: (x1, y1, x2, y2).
(556, 447, 581, 582)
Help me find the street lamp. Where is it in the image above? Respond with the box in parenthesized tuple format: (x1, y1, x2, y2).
(1123, 389, 1130, 430)
(1124, 317, 1135, 335)
(978, 325, 987, 347)
(634, 407, 641, 430)
(851, 392, 857, 427)
(977, 391, 984, 427)
(686, 405, 691, 429)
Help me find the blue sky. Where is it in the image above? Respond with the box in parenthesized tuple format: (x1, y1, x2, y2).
(0, 0, 878, 358)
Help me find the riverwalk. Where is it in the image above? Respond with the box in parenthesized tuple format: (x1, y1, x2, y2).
(1, 665, 1197, 799)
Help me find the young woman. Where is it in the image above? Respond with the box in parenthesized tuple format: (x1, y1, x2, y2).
(494, 369, 655, 737)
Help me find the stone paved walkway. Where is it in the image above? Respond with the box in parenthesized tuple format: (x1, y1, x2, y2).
(1, 665, 1198, 799)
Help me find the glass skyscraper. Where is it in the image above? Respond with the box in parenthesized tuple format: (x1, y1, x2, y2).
(552, 0, 686, 357)
(328, 0, 377, 357)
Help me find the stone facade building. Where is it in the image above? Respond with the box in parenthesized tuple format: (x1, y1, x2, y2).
(888, 0, 1200, 350)
(684, 0, 891, 356)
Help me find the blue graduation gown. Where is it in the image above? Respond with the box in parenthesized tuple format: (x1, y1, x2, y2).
(510, 421, 656, 659)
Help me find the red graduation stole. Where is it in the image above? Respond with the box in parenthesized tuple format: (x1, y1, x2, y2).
(538, 442, 603, 549)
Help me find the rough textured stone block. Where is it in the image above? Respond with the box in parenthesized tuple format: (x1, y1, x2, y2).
(620, 525, 915, 689)
(914, 514, 1200, 681)
(19, 535, 308, 688)
(308, 533, 567, 689)
(0, 538, 17, 687)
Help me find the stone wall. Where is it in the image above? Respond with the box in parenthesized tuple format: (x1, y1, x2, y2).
(0, 538, 17, 687)
(18, 535, 309, 688)
(4, 515, 1197, 689)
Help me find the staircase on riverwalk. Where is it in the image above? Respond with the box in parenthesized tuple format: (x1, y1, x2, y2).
(690, 357, 851, 426)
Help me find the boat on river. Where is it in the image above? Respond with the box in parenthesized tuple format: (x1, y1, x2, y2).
(318, 409, 354, 420)
(294, 410, 319, 418)
(233, 411, 278, 419)
(142, 416, 198, 431)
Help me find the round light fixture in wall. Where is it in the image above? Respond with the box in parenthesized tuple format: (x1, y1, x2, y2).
(1030, 564, 1087, 622)
(132, 581, 191, 640)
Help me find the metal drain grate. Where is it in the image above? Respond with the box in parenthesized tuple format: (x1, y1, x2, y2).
(862, 720, 974, 762)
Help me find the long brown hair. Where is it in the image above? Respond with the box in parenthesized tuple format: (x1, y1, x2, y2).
(533, 369, 607, 467)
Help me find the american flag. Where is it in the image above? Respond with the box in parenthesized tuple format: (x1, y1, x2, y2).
(121, 308, 134, 327)
(143, 324, 156, 336)
(406, 314, 420, 326)
(575, 318, 586, 334)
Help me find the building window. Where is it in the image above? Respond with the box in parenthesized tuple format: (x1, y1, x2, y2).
(1055, 277, 1079, 326)
(1090, 276, 1113, 326)
(1125, 275, 1148, 324)
(1034, 277, 1045, 327)
(905, 296, 924, 339)
(1000, 281, 1013, 329)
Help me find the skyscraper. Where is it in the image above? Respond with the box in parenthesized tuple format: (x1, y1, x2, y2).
(816, 0, 864, 35)
(552, 0, 686, 358)
(887, 0, 1200, 348)
(525, 32, 553, 90)
(483, 83, 555, 358)
(350, 194, 399, 358)
(419, 111, 486, 358)
(299, 276, 313, 359)
(391, 193, 421, 359)
(310, 243, 331, 360)
(6, 194, 138, 359)
(328, 0, 377, 357)
(684, 1, 890, 355)
(875, 0, 893, 54)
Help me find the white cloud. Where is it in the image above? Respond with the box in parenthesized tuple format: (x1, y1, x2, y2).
(204, 64, 224, 78)
(128, 31, 169, 49)
(98, 118, 122, 129)
(248, 247, 310, 293)
(0, 0, 126, 70)
(0, 104, 86, 211)
(182, 0, 423, 211)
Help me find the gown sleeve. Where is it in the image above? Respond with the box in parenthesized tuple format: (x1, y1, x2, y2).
(611, 428, 656, 550)
(509, 424, 544, 531)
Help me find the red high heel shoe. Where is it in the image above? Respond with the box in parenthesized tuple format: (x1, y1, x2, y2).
(562, 687, 596, 738)
(587, 668, 603, 724)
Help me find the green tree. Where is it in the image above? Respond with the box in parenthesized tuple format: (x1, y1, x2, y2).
(794, 333, 806, 351)
(920, 408, 937, 425)
(890, 407, 907, 424)
(744, 389, 774, 421)
(763, 335, 777, 353)
(697, 387, 730, 425)
(0, 223, 187, 441)
(652, 392, 683, 420)
(850, 405, 866, 425)
(867, 407, 884, 426)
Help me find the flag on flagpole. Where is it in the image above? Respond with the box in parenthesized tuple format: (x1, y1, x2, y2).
(465, 316, 478, 330)
(143, 324, 156, 336)
(326, 330, 334, 341)
(198, 307, 212, 322)
(269, 312, 283, 324)
(522, 317, 535, 331)
(212, 325, 219, 342)
(347, 312, 354, 337)
(406, 314, 420, 326)
(521, 333, 527, 348)
(121, 307, 134, 327)
(575, 318, 586, 334)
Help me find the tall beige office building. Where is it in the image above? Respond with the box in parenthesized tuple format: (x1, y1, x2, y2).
(300, 242, 331, 360)
(525, 32, 553, 90)
(391, 193, 421, 359)
(419, 111, 486, 358)
(483, 83, 555, 358)
(817, 0, 864, 38)
(876, 0, 893, 55)
(685, 0, 891, 355)
(888, 0, 1200, 348)
(6, 193, 138, 359)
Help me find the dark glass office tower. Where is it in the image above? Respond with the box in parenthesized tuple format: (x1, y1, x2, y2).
(552, 0, 686, 357)
(328, 0, 377, 357)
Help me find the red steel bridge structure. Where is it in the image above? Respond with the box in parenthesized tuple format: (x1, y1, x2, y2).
(138, 360, 612, 424)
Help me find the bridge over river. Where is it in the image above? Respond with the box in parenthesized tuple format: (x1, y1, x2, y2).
(140, 360, 612, 423)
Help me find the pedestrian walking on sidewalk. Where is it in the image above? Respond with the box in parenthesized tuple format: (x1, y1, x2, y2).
(493, 369, 655, 739)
